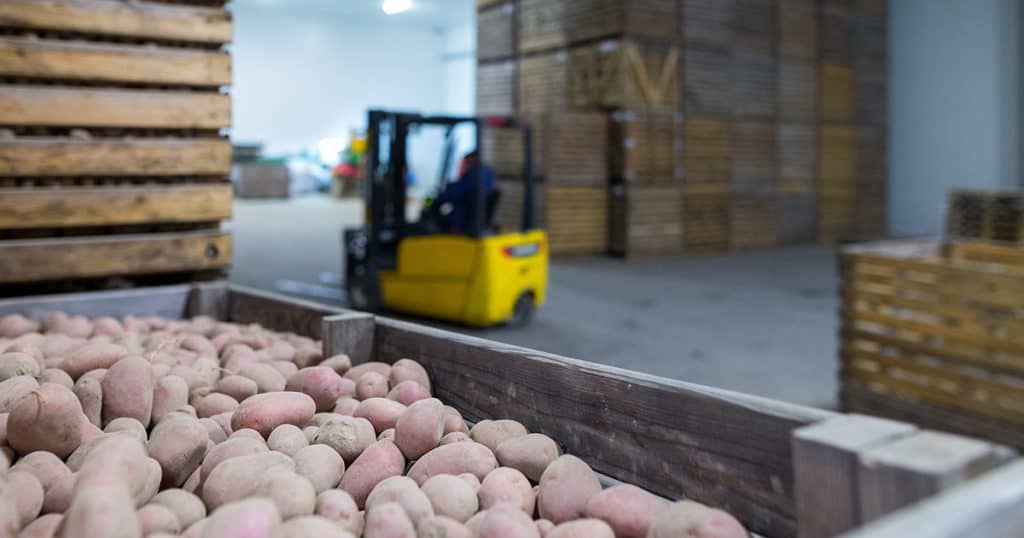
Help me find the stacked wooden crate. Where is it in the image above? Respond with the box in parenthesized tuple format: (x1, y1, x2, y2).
(0, 0, 233, 294)
(946, 189, 1024, 244)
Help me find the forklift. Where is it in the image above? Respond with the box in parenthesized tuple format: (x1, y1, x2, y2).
(344, 110, 548, 327)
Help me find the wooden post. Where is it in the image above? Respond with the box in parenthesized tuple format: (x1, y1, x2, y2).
(792, 414, 917, 538)
(322, 312, 375, 364)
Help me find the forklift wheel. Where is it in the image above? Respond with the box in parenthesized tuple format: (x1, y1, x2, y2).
(509, 293, 534, 328)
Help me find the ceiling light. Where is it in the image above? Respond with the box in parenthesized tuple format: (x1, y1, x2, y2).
(382, 0, 412, 15)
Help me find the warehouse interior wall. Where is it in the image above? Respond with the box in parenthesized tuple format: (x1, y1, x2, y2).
(889, 0, 1022, 236)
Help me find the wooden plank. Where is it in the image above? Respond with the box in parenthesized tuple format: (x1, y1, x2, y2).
(225, 284, 344, 340)
(0, 138, 231, 177)
(841, 460, 1024, 538)
(323, 312, 376, 364)
(0, 230, 231, 283)
(792, 414, 917, 538)
(477, 2, 515, 61)
(373, 317, 836, 537)
(0, 37, 231, 87)
(0, 85, 230, 129)
(0, 184, 232, 229)
(857, 431, 1013, 521)
(0, 283, 192, 319)
(0, 0, 232, 44)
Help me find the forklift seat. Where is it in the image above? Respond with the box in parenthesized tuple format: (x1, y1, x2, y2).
(486, 189, 502, 232)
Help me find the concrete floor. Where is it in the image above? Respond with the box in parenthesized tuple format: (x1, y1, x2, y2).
(230, 196, 840, 409)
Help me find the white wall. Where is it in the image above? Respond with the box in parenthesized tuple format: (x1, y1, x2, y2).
(889, 0, 1022, 236)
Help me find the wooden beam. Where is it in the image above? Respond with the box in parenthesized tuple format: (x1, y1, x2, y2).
(0, 230, 231, 283)
(0, 283, 193, 319)
(373, 317, 836, 538)
(0, 37, 231, 87)
(323, 312, 376, 364)
(225, 284, 344, 340)
(0, 184, 232, 229)
(0, 138, 231, 177)
(792, 414, 917, 538)
(0, 0, 232, 44)
(0, 85, 230, 129)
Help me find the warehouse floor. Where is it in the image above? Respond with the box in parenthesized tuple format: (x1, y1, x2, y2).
(230, 196, 839, 409)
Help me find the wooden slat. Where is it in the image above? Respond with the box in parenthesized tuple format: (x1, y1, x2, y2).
(0, 230, 232, 283)
(0, 138, 231, 177)
(372, 317, 836, 537)
(0, 0, 232, 44)
(0, 37, 231, 87)
(0, 283, 193, 319)
(0, 85, 230, 129)
(0, 184, 232, 229)
(225, 284, 343, 340)
(322, 313, 376, 365)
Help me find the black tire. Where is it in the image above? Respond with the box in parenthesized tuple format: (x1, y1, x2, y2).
(509, 293, 534, 327)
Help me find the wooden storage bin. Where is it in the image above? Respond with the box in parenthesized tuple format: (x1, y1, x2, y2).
(856, 58, 887, 126)
(819, 61, 856, 123)
(819, 124, 856, 192)
(495, 181, 608, 256)
(778, 191, 816, 244)
(517, 49, 567, 114)
(732, 121, 776, 194)
(477, 2, 516, 61)
(778, 0, 818, 60)
(233, 163, 290, 199)
(683, 119, 732, 188)
(518, 0, 566, 54)
(682, 186, 731, 252)
(609, 111, 681, 185)
(476, 60, 517, 116)
(609, 184, 683, 257)
(778, 60, 817, 123)
(683, 46, 732, 119)
(777, 123, 816, 193)
(731, 193, 778, 249)
(946, 190, 1024, 244)
(732, 51, 776, 119)
(564, 0, 678, 45)
(482, 112, 607, 185)
(567, 38, 680, 111)
(681, 0, 734, 52)
(821, 0, 854, 63)
(734, 0, 775, 54)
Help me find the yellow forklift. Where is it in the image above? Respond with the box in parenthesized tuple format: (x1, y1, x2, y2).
(344, 110, 548, 327)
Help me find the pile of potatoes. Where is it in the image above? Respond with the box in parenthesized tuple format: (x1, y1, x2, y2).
(0, 311, 748, 538)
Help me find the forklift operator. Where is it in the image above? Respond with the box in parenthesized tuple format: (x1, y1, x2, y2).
(434, 150, 496, 234)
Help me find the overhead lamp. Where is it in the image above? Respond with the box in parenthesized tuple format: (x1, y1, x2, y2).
(382, 0, 412, 15)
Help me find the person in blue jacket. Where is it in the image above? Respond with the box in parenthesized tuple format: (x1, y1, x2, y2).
(434, 150, 496, 234)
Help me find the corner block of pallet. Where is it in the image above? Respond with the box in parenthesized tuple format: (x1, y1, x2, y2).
(322, 312, 375, 365)
(792, 414, 917, 538)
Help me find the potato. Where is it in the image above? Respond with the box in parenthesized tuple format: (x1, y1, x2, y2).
(137, 457, 163, 506)
(270, 360, 299, 380)
(0, 375, 38, 413)
(3, 470, 44, 526)
(418, 516, 472, 538)
(61, 342, 127, 379)
(292, 345, 322, 369)
(0, 314, 38, 338)
(101, 356, 154, 427)
(104, 417, 148, 445)
(458, 473, 481, 492)
(201, 451, 294, 510)
(92, 316, 125, 339)
(0, 352, 41, 381)
(8, 382, 83, 458)
(203, 498, 281, 538)
(227, 428, 263, 442)
(495, 433, 560, 482)
(150, 489, 206, 529)
(535, 519, 555, 537)
(421, 474, 478, 523)
(39, 368, 73, 391)
(148, 415, 208, 488)
(150, 374, 192, 426)
(386, 381, 431, 406)
(293, 444, 344, 493)
(364, 502, 415, 538)
(338, 440, 406, 508)
(19, 513, 62, 538)
(199, 418, 227, 444)
(42, 468, 75, 514)
(378, 428, 395, 442)
(464, 510, 486, 535)
(183, 467, 201, 494)
(310, 415, 376, 464)
(319, 353, 352, 375)
(443, 406, 469, 435)
(316, 489, 363, 535)
(282, 515, 355, 538)
(394, 398, 445, 460)
(479, 467, 535, 514)
(0, 500, 16, 537)
(11, 451, 70, 493)
(57, 484, 140, 538)
(215, 375, 258, 402)
(342, 362, 391, 382)
(80, 417, 102, 443)
(231, 392, 316, 438)
(73, 375, 103, 428)
(199, 437, 268, 483)
(356, 372, 389, 400)
(66, 432, 137, 472)
(333, 397, 359, 416)
(547, 519, 615, 538)
(440, 432, 471, 445)
(477, 502, 539, 538)
(304, 426, 319, 442)
(194, 393, 239, 419)
(250, 470, 317, 520)
(584, 484, 668, 537)
(238, 363, 286, 393)
(407, 442, 498, 486)
(365, 476, 434, 527)
(286, 366, 353, 412)
(470, 420, 528, 452)
(353, 398, 406, 434)
(646, 500, 747, 538)
(137, 504, 181, 535)
(537, 455, 602, 524)
(267, 424, 309, 456)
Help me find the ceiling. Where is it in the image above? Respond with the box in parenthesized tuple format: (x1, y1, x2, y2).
(234, 0, 475, 31)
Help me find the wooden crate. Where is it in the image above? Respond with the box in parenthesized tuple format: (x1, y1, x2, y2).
(609, 184, 683, 256)
(482, 112, 607, 185)
(734, 0, 776, 54)
(778, 0, 818, 60)
(518, 0, 566, 54)
(946, 190, 1024, 244)
(820, 61, 856, 123)
(476, 60, 517, 116)
(682, 186, 731, 252)
(821, 0, 855, 63)
(517, 49, 567, 114)
(683, 119, 732, 188)
(777, 123, 816, 193)
(683, 46, 732, 119)
(819, 124, 856, 192)
(732, 51, 776, 119)
(778, 59, 817, 122)
(681, 0, 734, 52)
(564, 0, 678, 44)
(731, 193, 778, 249)
(840, 239, 1024, 450)
(778, 191, 816, 244)
(496, 181, 608, 256)
(477, 2, 516, 61)
(855, 7, 887, 66)
(609, 110, 681, 185)
(567, 38, 680, 111)
(856, 58, 887, 126)
(233, 163, 289, 198)
(1, 282, 1021, 537)
(732, 121, 776, 194)
(819, 191, 857, 243)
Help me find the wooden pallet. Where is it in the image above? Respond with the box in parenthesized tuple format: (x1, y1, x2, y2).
(609, 110, 681, 185)
(778, 0, 818, 60)
(777, 123, 816, 193)
(683, 118, 732, 188)
(496, 181, 608, 256)
(567, 38, 679, 111)
(821, 0, 854, 63)
(609, 184, 683, 257)
(731, 193, 778, 249)
(734, 0, 775, 55)
(517, 49, 567, 114)
(482, 112, 607, 185)
(477, 2, 516, 61)
(946, 190, 1024, 244)
(518, 0, 566, 54)
(475, 59, 517, 116)
(564, 0, 678, 45)
(732, 121, 776, 194)
(683, 46, 731, 119)
(819, 61, 856, 123)
(682, 186, 731, 252)
(732, 51, 776, 119)
(681, 0, 734, 52)
(777, 59, 817, 122)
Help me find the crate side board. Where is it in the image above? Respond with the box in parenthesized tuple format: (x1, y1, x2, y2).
(0, 284, 194, 319)
(224, 284, 345, 340)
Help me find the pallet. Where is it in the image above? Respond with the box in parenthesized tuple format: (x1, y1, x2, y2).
(731, 193, 778, 249)
(567, 38, 679, 111)
(0, 137, 231, 177)
(609, 110, 681, 185)
(518, 0, 566, 54)
(563, 0, 678, 45)
(476, 60, 517, 116)
(233, 163, 290, 199)
(778, 0, 818, 60)
(682, 186, 730, 252)
(495, 181, 608, 256)
(682, 46, 731, 119)
(477, 2, 516, 61)
(681, 0, 734, 52)
(731, 121, 776, 194)
(820, 61, 856, 123)
(732, 51, 776, 119)
(734, 0, 775, 55)
(777, 123, 816, 193)
(517, 49, 567, 114)
(947, 190, 1024, 244)
(482, 112, 607, 185)
(609, 184, 683, 257)
(821, 0, 855, 63)
(777, 59, 817, 122)
(683, 118, 732, 188)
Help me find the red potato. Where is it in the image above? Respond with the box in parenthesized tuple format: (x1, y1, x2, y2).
(228, 428, 263, 442)
(646, 500, 747, 538)
(0, 412, 6, 446)
(282, 515, 355, 538)
(418, 516, 472, 538)
(495, 433, 561, 482)
(194, 393, 239, 419)
(387, 380, 431, 406)
(60, 342, 127, 379)
(315, 489, 363, 535)
(0, 352, 41, 381)
(137, 504, 181, 536)
(183, 467, 201, 494)
(222, 351, 260, 375)
(104, 417, 148, 445)
(203, 498, 281, 538)
(181, 334, 216, 358)
(440, 432, 471, 445)
(355, 372, 389, 400)
(293, 444, 344, 493)
(270, 360, 299, 379)
(584, 484, 668, 538)
(286, 366, 352, 411)
(19, 513, 62, 538)
(458, 473, 481, 492)
(353, 398, 406, 433)
(535, 519, 555, 536)
(0, 500, 15, 537)
(39, 368, 74, 390)
(394, 398, 445, 459)
(303, 426, 319, 442)
(267, 340, 296, 362)
(101, 356, 155, 427)
(250, 470, 317, 520)
(333, 397, 359, 416)
(407, 442, 498, 486)
(0, 314, 38, 338)
(364, 502, 415, 538)
(230, 391, 316, 438)
(42, 469, 75, 514)
(0, 375, 38, 413)
(10, 451, 70, 493)
(238, 363, 286, 393)
(479, 467, 535, 514)
(547, 519, 615, 538)
(148, 415, 208, 488)
(378, 428, 395, 442)
(342, 362, 391, 382)
(477, 502, 540, 538)
(57, 484, 141, 538)
(292, 345, 323, 369)
(267, 424, 309, 456)
(470, 420, 528, 452)
(338, 440, 406, 508)
(443, 406, 469, 435)
(537, 455, 603, 524)
(199, 418, 227, 444)
(389, 359, 431, 391)
(3, 470, 44, 527)
(92, 316, 125, 339)
(80, 417, 102, 443)
(421, 474, 479, 523)
(365, 476, 434, 527)
(73, 376, 103, 428)
(198, 437, 268, 483)
(201, 451, 295, 510)
(8, 382, 83, 458)
(209, 411, 233, 436)
(66, 432, 134, 472)
(150, 489, 206, 529)
(215, 375, 258, 402)
(136, 457, 163, 506)
(319, 353, 352, 375)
